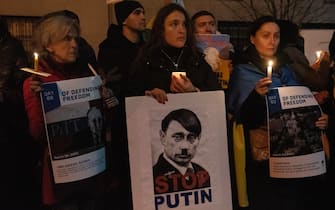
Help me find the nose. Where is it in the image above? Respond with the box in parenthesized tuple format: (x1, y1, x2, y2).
(140, 12, 145, 20)
(179, 139, 191, 150)
(205, 24, 211, 32)
(177, 24, 186, 34)
(270, 36, 276, 44)
(70, 38, 78, 48)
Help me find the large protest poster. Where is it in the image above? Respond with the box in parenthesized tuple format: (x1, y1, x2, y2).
(196, 34, 231, 89)
(40, 76, 106, 184)
(266, 86, 326, 178)
(126, 91, 232, 210)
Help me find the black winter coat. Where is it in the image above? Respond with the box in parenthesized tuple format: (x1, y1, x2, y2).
(0, 33, 30, 142)
(98, 24, 145, 102)
(0, 32, 42, 209)
(127, 45, 221, 96)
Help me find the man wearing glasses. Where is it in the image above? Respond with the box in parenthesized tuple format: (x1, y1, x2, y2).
(153, 108, 211, 194)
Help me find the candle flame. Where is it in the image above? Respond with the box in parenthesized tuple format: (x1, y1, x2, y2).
(316, 50, 322, 59)
(268, 60, 273, 67)
(34, 52, 39, 59)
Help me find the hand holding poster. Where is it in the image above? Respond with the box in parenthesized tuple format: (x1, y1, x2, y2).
(126, 91, 232, 210)
(40, 76, 106, 184)
(266, 86, 327, 178)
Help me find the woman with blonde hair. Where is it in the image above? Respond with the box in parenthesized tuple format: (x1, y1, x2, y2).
(23, 14, 102, 209)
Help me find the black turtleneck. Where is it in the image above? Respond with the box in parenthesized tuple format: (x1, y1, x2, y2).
(160, 45, 185, 71)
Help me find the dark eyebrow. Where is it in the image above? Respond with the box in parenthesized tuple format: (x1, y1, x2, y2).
(172, 132, 184, 136)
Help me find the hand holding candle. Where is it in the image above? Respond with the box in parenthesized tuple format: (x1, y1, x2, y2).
(170, 71, 197, 92)
(34, 52, 39, 71)
(316, 50, 322, 61)
(172, 72, 186, 80)
(20, 52, 51, 77)
(267, 60, 273, 78)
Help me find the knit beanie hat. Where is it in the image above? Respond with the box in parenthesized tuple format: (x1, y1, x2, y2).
(115, 1, 144, 25)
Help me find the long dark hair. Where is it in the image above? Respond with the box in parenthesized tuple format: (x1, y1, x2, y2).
(144, 3, 196, 56)
(248, 15, 278, 42)
(240, 16, 289, 70)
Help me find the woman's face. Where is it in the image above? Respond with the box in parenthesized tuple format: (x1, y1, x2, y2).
(163, 10, 187, 48)
(46, 31, 78, 63)
(250, 22, 280, 59)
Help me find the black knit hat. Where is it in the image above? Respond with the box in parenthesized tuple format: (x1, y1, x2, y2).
(115, 1, 144, 25)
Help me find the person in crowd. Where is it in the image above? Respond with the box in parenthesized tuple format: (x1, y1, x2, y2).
(128, 3, 221, 104)
(23, 14, 103, 209)
(277, 20, 331, 95)
(0, 16, 42, 210)
(228, 16, 329, 210)
(39, 9, 97, 68)
(326, 29, 335, 208)
(191, 10, 234, 88)
(98, 0, 146, 106)
(146, 0, 185, 31)
(153, 108, 211, 194)
(97, 1, 146, 209)
(329, 31, 335, 63)
(278, 21, 335, 187)
(191, 10, 217, 34)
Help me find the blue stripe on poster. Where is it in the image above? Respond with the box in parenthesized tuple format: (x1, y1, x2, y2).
(41, 83, 61, 112)
(267, 88, 281, 115)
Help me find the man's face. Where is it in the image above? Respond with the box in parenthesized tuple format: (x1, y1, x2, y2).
(194, 15, 216, 34)
(123, 8, 146, 32)
(160, 120, 200, 167)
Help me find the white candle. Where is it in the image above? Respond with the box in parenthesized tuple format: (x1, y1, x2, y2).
(172, 72, 186, 80)
(316, 50, 322, 60)
(88, 63, 98, 76)
(267, 60, 273, 78)
(33, 52, 39, 71)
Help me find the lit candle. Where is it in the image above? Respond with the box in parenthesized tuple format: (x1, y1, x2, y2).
(172, 72, 186, 80)
(267, 60, 273, 78)
(316, 50, 322, 60)
(34, 52, 39, 71)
